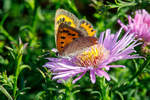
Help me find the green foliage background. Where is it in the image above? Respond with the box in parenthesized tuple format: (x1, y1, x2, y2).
(0, 0, 150, 100)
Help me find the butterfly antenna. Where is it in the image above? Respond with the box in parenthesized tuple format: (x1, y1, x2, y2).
(38, 52, 50, 58)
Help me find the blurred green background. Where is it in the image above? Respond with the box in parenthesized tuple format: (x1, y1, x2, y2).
(0, 0, 150, 100)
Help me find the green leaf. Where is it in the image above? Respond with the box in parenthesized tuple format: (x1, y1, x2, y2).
(36, 68, 46, 78)
(0, 86, 13, 100)
(72, 90, 80, 95)
(25, 0, 35, 10)
(35, 91, 46, 100)
(91, 91, 100, 95)
(115, 91, 124, 100)
(5, 46, 15, 60)
(19, 65, 31, 74)
(0, 13, 8, 26)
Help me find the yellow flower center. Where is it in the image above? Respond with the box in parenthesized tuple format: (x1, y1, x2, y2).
(75, 44, 110, 67)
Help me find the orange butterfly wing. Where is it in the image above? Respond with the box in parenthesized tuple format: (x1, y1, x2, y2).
(57, 23, 84, 55)
(55, 9, 79, 43)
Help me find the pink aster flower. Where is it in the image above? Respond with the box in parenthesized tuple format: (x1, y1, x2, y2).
(43, 29, 142, 84)
(118, 9, 150, 42)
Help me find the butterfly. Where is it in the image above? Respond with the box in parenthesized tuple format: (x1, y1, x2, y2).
(55, 9, 98, 57)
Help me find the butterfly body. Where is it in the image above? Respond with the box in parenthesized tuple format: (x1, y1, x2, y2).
(55, 9, 97, 57)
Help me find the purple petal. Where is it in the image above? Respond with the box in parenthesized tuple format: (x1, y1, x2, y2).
(107, 65, 125, 68)
(113, 28, 122, 43)
(57, 63, 85, 70)
(45, 58, 62, 62)
(98, 32, 105, 44)
(72, 71, 87, 84)
(90, 69, 96, 84)
(52, 71, 79, 80)
(117, 20, 128, 31)
(95, 70, 110, 81)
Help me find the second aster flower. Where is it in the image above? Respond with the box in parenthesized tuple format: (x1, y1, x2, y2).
(118, 9, 150, 42)
(43, 29, 143, 84)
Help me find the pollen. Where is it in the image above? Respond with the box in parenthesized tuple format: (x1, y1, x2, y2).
(75, 44, 110, 67)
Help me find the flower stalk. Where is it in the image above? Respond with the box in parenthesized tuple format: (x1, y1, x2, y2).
(13, 44, 24, 99)
(12, 39, 28, 100)
(99, 77, 110, 100)
(64, 79, 75, 100)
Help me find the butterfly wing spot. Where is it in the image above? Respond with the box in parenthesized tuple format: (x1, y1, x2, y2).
(61, 46, 64, 48)
(72, 34, 76, 36)
(86, 22, 88, 25)
(68, 22, 71, 25)
(60, 42, 64, 44)
(56, 18, 65, 24)
(89, 25, 92, 28)
(72, 38, 76, 40)
(68, 33, 72, 35)
(63, 30, 69, 33)
(61, 36, 66, 39)
(81, 20, 85, 24)
(64, 22, 67, 24)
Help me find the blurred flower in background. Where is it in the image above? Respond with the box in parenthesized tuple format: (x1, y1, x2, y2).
(118, 9, 150, 54)
(43, 29, 143, 84)
(118, 9, 150, 42)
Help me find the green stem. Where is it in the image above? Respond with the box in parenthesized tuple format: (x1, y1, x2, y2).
(65, 79, 75, 100)
(129, 56, 150, 82)
(99, 78, 110, 100)
(66, 92, 74, 100)
(13, 45, 23, 100)
(66, 85, 74, 100)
